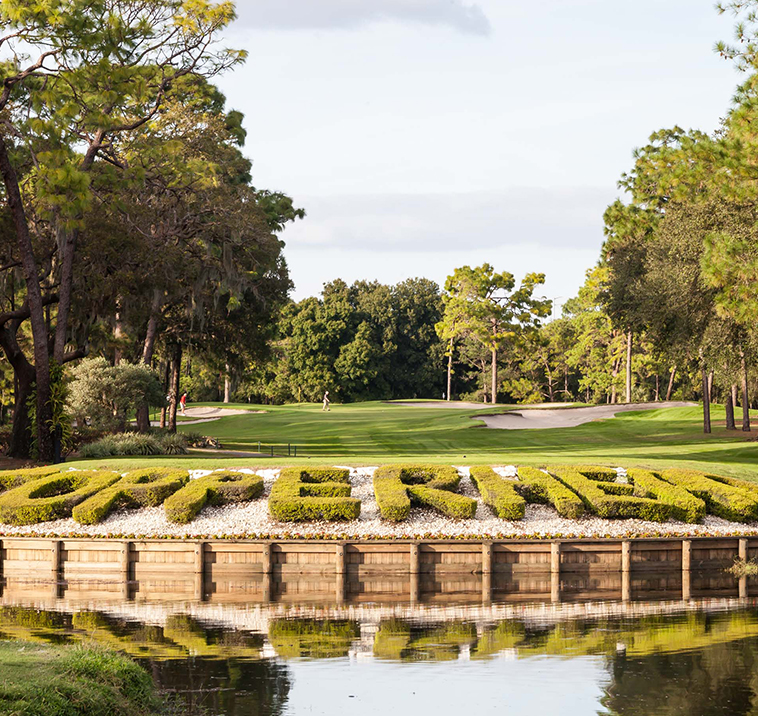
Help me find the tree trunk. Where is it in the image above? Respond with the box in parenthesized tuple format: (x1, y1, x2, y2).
(732, 384, 739, 413)
(168, 343, 182, 432)
(701, 364, 712, 434)
(159, 360, 169, 429)
(490, 347, 497, 405)
(0, 324, 36, 458)
(446, 338, 453, 402)
(224, 363, 232, 404)
(113, 302, 124, 366)
(707, 369, 714, 405)
(136, 292, 161, 433)
(741, 348, 751, 432)
(625, 331, 633, 403)
(654, 374, 660, 402)
(0, 134, 54, 461)
(666, 366, 677, 401)
(726, 389, 736, 430)
(52, 227, 77, 364)
(610, 356, 620, 405)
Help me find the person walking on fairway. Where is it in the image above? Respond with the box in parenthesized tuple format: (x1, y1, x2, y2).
(322, 391, 330, 412)
(179, 392, 188, 416)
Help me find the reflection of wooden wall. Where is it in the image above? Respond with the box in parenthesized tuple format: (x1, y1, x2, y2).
(0, 536, 751, 605)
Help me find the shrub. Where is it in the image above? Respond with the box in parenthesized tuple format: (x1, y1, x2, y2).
(373, 464, 476, 522)
(0, 470, 120, 525)
(269, 468, 360, 522)
(72, 468, 190, 525)
(549, 466, 671, 521)
(660, 469, 758, 523)
(515, 467, 585, 519)
(628, 469, 705, 523)
(0, 465, 63, 493)
(159, 432, 188, 455)
(165, 470, 264, 524)
(469, 466, 525, 519)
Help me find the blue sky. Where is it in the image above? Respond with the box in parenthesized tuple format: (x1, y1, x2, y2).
(219, 0, 740, 306)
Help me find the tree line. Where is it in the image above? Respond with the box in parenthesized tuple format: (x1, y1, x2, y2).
(1, 0, 757, 460)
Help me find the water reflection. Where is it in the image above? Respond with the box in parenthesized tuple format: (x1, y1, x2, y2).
(5, 567, 758, 715)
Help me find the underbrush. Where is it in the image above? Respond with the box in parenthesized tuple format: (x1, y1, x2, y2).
(80, 433, 189, 459)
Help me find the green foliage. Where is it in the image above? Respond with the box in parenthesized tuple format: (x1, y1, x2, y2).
(72, 468, 190, 525)
(269, 467, 360, 522)
(0, 640, 163, 716)
(469, 466, 525, 519)
(373, 464, 476, 522)
(79, 432, 188, 458)
(69, 358, 165, 432)
(0, 465, 63, 493)
(164, 470, 264, 524)
(660, 469, 758, 523)
(549, 466, 672, 521)
(0, 470, 120, 525)
(627, 469, 706, 523)
(516, 466, 586, 519)
(268, 619, 360, 659)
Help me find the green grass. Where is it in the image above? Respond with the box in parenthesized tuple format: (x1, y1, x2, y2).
(0, 641, 164, 716)
(67, 401, 758, 480)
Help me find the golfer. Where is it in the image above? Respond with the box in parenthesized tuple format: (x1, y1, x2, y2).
(179, 392, 188, 415)
(322, 391, 330, 412)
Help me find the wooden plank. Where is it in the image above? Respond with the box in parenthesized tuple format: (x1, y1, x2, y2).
(682, 539, 692, 601)
(551, 542, 560, 603)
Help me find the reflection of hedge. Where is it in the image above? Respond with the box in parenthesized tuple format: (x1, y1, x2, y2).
(660, 469, 758, 523)
(374, 619, 477, 661)
(164, 470, 263, 524)
(549, 466, 671, 522)
(268, 619, 360, 658)
(0, 466, 63, 493)
(0, 470, 121, 525)
(516, 467, 585, 519)
(469, 467, 525, 519)
(269, 468, 360, 522)
(374, 465, 476, 522)
(72, 468, 190, 524)
(628, 469, 705, 523)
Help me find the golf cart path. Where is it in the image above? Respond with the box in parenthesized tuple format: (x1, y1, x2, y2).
(476, 401, 695, 430)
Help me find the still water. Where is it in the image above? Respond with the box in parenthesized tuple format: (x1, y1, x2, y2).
(2, 579, 758, 716)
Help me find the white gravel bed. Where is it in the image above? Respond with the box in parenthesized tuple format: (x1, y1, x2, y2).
(1, 466, 757, 539)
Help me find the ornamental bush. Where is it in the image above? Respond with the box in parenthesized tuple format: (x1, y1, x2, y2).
(627, 469, 705, 523)
(469, 467, 525, 519)
(549, 466, 671, 522)
(72, 468, 190, 525)
(373, 464, 476, 522)
(660, 469, 758, 523)
(0, 470, 121, 525)
(269, 468, 360, 522)
(165, 470, 264, 524)
(0, 465, 63, 493)
(515, 467, 585, 519)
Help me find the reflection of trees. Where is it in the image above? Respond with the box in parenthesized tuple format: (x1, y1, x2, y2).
(602, 641, 758, 716)
(147, 658, 291, 716)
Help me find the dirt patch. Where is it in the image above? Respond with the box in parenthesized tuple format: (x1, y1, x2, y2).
(476, 402, 695, 430)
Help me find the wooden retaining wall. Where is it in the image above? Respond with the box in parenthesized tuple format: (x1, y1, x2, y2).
(0, 536, 754, 606)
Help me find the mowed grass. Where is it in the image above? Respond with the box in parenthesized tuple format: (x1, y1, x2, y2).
(0, 641, 162, 716)
(72, 401, 758, 481)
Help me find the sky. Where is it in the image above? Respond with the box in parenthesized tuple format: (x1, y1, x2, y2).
(218, 0, 740, 307)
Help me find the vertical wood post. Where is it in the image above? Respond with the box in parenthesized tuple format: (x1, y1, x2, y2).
(739, 538, 749, 599)
(482, 542, 492, 605)
(682, 540, 692, 601)
(550, 542, 561, 603)
(621, 541, 631, 602)
(262, 543, 272, 603)
(410, 543, 420, 605)
(121, 541, 131, 601)
(336, 543, 346, 605)
(194, 542, 205, 602)
(51, 540, 62, 600)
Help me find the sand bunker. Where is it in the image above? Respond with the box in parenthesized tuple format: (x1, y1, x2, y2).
(476, 401, 694, 430)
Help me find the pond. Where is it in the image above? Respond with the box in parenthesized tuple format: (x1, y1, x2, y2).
(1, 570, 758, 715)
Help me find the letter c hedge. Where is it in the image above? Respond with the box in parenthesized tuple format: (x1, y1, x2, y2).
(0, 470, 121, 525)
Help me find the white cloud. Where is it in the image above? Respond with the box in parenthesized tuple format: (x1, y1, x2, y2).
(234, 0, 491, 36)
